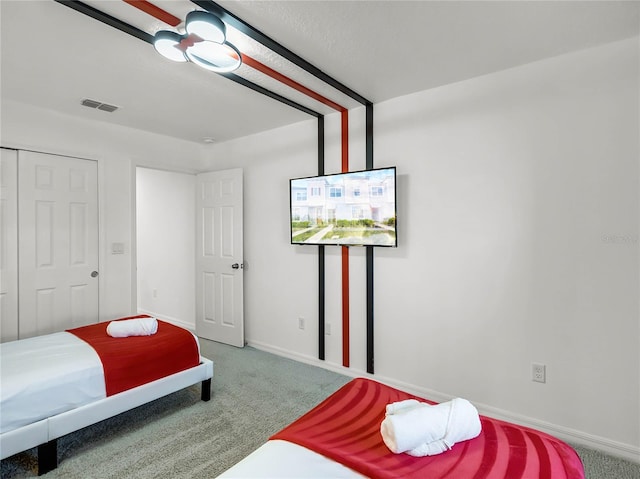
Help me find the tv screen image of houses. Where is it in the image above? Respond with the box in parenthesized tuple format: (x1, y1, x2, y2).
(290, 167, 397, 247)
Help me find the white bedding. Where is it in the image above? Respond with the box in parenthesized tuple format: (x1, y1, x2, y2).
(216, 440, 365, 478)
(0, 326, 213, 473)
(0, 332, 106, 434)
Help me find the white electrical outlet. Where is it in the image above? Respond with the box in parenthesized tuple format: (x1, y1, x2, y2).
(298, 317, 305, 330)
(532, 363, 546, 383)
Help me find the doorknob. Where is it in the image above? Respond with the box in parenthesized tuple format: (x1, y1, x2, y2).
(231, 263, 242, 270)
(91, 271, 99, 278)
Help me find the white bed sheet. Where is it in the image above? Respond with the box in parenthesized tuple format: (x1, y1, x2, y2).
(0, 332, 106, 434)
(216, 440, 365, 478)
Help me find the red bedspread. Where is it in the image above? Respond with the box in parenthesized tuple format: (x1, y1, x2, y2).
(271, 378, 584, 479)
(68, 316, 200, 396)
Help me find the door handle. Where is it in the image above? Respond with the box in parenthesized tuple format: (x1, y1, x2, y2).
(91, 271, 99, 278)
(231, 263, 243, 270)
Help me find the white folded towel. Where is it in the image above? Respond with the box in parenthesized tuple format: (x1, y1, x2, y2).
(385, 399, 422, 415)
(380, 397, 481, 456)
(106, 317, 158, 338)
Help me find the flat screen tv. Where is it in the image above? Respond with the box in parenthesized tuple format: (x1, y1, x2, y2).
(290, 167, 397, 247)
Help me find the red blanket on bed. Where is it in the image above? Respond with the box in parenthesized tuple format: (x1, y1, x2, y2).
(68, 316, 200, 396)
(271, 378, 584, 479)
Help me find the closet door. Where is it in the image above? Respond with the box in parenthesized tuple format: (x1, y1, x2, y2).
(18, 151, 99, 337)
(0, 148, 18, 342)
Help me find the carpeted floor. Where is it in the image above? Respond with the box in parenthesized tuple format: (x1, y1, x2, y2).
(1, 340, 638, 478)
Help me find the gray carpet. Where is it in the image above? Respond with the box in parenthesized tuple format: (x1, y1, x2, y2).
(1, 340, 639, 478)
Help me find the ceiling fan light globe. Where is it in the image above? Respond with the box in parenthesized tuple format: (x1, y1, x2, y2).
(186, 11, 226, 44)
(154, 31, 187, 62)
(185, 41, 242, 73)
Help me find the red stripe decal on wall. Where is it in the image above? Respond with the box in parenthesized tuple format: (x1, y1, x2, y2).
(241, 53, 352, 368)
(342, 246, 350, 367)
(341, 110, 349, 171)
(341, 110, 350, 367)
(122, 0, 181, 27)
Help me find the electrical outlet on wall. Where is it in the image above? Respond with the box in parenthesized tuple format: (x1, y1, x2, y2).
(532, 363, 546, 383)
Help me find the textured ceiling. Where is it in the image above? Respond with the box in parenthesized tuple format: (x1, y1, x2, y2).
(1, 1, 638, 145)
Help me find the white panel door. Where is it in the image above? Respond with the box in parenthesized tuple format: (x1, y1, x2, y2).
(196, 168, 244, 347)
(18, 151, 99, 338)
(0, 148, 19, 342)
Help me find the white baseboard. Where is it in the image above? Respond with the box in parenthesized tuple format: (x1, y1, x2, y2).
(247, 339, 640, 464)
(136, 309, 195, 333)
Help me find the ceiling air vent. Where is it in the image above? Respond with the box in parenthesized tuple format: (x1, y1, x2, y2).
(81, 98, 119, 112)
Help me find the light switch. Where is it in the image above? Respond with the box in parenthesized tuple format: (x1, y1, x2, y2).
(111, 242, 125, 254)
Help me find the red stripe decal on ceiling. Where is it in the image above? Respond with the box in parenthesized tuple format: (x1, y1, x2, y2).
(241, 54, 346, 113)
(123, 0, 181, 27)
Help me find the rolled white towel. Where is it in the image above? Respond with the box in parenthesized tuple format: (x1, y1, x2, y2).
(440, 398, 482, 452)
(407, 439, 450, 457)
(380, 398, 481, 456)
(107, 317, 158, 338)
(385, 399, 422, 416)
(381, 401, 450, 454)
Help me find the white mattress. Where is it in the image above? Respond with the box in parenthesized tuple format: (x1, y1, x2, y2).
(0, 332, 106, 434)
(216, 440, 365, 478)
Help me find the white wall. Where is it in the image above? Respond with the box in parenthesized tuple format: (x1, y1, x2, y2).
(203, 37, 639, 458)
(200, 120, 320, 352)
(136, 167, 196, 329)
(2, 33, 637, 460)
(373, 38, 639, 453)
(0, 100, 205, 321)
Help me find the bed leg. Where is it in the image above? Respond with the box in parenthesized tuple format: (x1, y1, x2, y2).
(37, 439, 57, 476)
(201, 378, 211, 401)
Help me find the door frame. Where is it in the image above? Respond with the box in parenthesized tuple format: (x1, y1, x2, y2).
(132, 166, 244, 345)
(132, 166, 197, 330)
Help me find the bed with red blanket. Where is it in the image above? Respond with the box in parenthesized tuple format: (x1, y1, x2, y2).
(0, 316, 214, 475)
(218, 378, 584, 479)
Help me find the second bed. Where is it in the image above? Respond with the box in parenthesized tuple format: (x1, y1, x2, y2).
(0, 316, 214, 475)
(219, 377, 585, 479)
